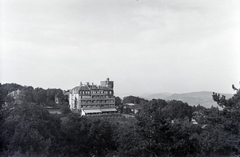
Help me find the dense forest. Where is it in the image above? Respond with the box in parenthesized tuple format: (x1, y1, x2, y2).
(0, 83, 240, 157)
(0, 83, 68, 106)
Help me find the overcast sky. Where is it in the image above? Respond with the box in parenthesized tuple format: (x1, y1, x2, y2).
(1, 0, 240, 97)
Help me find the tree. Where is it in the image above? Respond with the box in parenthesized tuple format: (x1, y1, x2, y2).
(203, 83, 240, 156)
(0, 103, 61, 156)
(60, 114, 118, 157)
(87, 119, 116, 156)
(0, 83, 23, 99)
(135, 99, 202, 156)
(112, 117, 144, 157)
(212, 83, 240, 111)
(136, 99, 170, 156)
(115, 96, 122, 107)
(4, 95, 15, 105)
(123, 96, 148, 105)
(161, 100, 193, 120)
(0, 83, 5, 108)
(60, 102, 71, 114)
(46, 89, 64, 107)
(33, 88, 47, 105)
(59, 114, 90, 156)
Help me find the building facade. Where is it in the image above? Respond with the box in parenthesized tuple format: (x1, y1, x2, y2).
(7, 89, 23, 104)
(121, 103, 143, 114)
(69, 78, 116, 115)
(7, 89, 21, 99)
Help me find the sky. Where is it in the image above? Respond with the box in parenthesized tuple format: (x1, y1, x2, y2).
(1, 0, 240, 97)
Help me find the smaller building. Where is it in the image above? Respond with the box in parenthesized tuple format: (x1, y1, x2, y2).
(7, 89, 21, 99)
(7, 89, 23, 104)
(45, 107, 62, 114)
(121, 103, 143, 114)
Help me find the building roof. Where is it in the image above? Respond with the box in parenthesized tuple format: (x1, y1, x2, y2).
(45, 107, 62, 114)
(101, 86, 113, 90)
(100, 108, 117, 112)
(82, 108, 117, 114)
(72, 86, 79, 90)
(126, 103, 135, 106)
(77, 85, 113, 91)
(71, 81, 114, 92)
(124, 103, 143, 110)
(83, 109, 102, 114)
(79, 85, 90, 91)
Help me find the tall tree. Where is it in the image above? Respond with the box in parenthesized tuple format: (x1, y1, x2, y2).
(115, 96, 122, 107)
(0, 103, 61, 156)
(123, 96, 148, 104)
(212, 83, 240, 110)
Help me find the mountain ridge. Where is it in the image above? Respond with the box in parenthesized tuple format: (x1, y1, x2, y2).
(143, 91, 233, 108)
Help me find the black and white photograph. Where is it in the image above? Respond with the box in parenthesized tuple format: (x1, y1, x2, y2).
(0, 0, 240, 156)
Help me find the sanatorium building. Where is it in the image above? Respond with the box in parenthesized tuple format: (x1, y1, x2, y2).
(69, 78, 116, 115)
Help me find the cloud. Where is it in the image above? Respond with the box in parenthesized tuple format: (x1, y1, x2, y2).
(1, 0, 240, 94)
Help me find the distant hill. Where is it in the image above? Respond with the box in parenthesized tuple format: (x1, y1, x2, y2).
(143, 93, 172, 100)
(144, 91, 233, 108)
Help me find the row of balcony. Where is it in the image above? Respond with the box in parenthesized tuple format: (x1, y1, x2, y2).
(81, 97, 115, 100)
(80, 102, 115, 105)
(91, 93, 113, 96)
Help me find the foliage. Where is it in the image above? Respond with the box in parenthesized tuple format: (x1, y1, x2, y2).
(1, 82, 240, 156)
(60, 114, 117, 157)
(59, 102, 71, 114)
(205, 84, 240, 156)
(162, 100, 193, 120)
(115, 96, 122, 107)
(0, 83, 68, 107)
(123, 95, 149, 104)
(0, 103, 61, 156)
(136, 99, 200, 157)
(0, 83, 23, 99)
(4, 95, 15, 104)
(212, 87, 240, 111)
(112, 117, 144, 157)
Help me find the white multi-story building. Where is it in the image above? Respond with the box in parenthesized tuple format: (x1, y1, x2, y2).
(69, 78, 116, 115)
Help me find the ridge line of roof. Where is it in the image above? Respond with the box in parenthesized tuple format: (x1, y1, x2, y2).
(72, 85, 113, 90)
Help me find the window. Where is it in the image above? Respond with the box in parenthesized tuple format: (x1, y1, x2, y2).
(74, 98, 77, 108)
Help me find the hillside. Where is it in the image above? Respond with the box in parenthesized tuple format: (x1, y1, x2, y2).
(142, 92, 172, 100)
(144, 91, 233, 108)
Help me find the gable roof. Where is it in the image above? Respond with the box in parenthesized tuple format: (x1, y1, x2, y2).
(101, 86, 113, 90)
(79, 85, 90, 91)
(72, 86, 79, 90)
(71, 84, 113, 91)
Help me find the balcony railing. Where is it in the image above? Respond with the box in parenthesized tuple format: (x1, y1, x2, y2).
(81, 97, 115, 100)
(81, 102, 115, 105)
